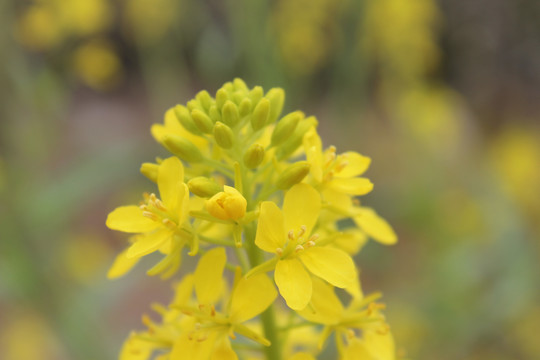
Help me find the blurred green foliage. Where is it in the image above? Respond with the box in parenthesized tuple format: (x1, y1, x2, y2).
(1, 0, 539, 359)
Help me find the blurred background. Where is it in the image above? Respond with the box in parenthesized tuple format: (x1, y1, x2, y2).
(1, 0, 539, 359)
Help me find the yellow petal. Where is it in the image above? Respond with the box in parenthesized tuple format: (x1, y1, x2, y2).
(171, 274, 195, 307)
(337, 152, 371, 178)
(341, 337, 373, 360)
(170, 331, 216, 360)
(158, 156, 184, 210)
(120, 333, 155, 360)
(322, 188, 353, 214)
(106, 205, 159, 233)
(303, 128, 323, 183)
(333, 230, 368, 255)
(283, 184, 321, 234)
(299, 247, 356, 289)
(230, 273, 277, 323)
(362, 330, 396, 360)
(353, 207, 397, 245)
(328, 178, 373, 195)
(255, 201, 286, 253)
(194, 247, 226, 305)
(275, 258, 312, 310)
(177, 183, 190, 224)
(126, 229, 170, 258)
(298, 277, 343, 325)
(290, 353, 316, 360)
(210, 336, 238, 360)
(107, 248, 140, 279)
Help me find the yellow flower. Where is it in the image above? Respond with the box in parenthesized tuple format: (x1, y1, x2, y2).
(206, 186, 247, 221)
(299, 278, 395, 360)
(255, 183, 357, 310)
(106, 156, 190, 278)
(353, 207, 397, 245)
(171, 248, 278, 359)
(303, 127, 373, 196)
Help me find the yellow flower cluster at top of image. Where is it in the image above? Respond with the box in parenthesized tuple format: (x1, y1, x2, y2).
(106, 79, 398, 360)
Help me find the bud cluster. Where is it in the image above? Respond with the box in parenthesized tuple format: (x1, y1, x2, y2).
(106, 79, 398, 360)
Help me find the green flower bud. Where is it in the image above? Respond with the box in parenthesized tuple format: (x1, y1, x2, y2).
(243, 143, 265, 169)
(277, 116, 318, 160)
(239, 98, 252, 118)
(271, 111, 303, 146)
(187, 99, 204, 112)
(188, 177, 222, 198)
(221, 100, 240, 127)
(266, 88, 285, 124)
(209, 105, 221, 123)
(233, 78, 248, 91)
(249, 86, 264, 106)
(174, 105, 201, 135)
(216, 88, 228, 109)
(191, 109, 214, 134)
(213, 121, 234, 149)
(162, 134, 203, 162)
(196, 90, 213, 111)
(140, 162, 159, 182)
(276, 161, 311, 190)
(251, 98, 270, 131)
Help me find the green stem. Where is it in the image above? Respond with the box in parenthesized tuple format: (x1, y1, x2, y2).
(244, 224, 282, 360)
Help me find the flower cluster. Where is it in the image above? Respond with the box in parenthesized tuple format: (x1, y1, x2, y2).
(107, 79, 398, 360)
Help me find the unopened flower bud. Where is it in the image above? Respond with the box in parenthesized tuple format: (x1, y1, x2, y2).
(196, 90, 213, 111)
(233, 78, 248, 91)
(191, 109, 214, 134)
(187, 99, 203, 112)
(221, 100, 240, 127)
(251, 98, 270, 131)
(208, 105, 221, 123)
(206, 186, 247, 220)
(276, 161, 310, 190)
(271, 111, 303, 146)
(174, 105, 201, 135)
(239, 98, 252, 118)
(213, 122, 234, 149)
(243, 143, 265, 169)
(277, 116, 318, 160)
(249, 86, 264, 105)
(188, 177, 222, 198)
(162, 134, 203, 162)
(266, 88, 285, 124)
(216, 88, 229, 109)
(140, 162, 159, 182)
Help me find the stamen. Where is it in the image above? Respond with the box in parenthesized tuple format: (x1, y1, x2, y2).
(306, 240, 316, 248)
(376, 324, 390, 335)
(210, 305, 216, 317)
(142, 211, 159, 221)
(309, 234, 319, 242)
(335, 160, 349, 173)
(162, 218, 177, 230)
(139, 204, 148, 211)
(276, 248, 283, 256)
(346, 329, 355, 340)
(297, 225, 307, 238)
(288, 230, 295, 241)
(196, 334, 208, 342)
(295, 244, 304, 253)
(154, 199, 167, 211)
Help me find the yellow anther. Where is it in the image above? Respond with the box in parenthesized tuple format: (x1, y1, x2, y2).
(309, 234, 319, 242)
(335, 160, 349, 173)
(149, 193, 158, 202)
(306, 240, 316, 248)
(288, 230, 295, 241)
(142, 211, 159, 221)
(139, 204, 148, 211)
(346, 329, 355, 339)
(162, 218, 177, 230)
(295, 244, 304, 253)
(210, 305, 216, 317)
(376, 324, 390, 335)
(196, 334, 208, 342)
(154, 199, 167, 211)
(297, 225, 307, 238)
(276, 248, 283, 256)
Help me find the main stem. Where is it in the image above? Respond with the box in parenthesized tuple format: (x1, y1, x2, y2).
(244, 224, 282, 360)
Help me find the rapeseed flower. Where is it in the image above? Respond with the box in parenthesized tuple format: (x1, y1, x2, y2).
(107, 79, 399, 359)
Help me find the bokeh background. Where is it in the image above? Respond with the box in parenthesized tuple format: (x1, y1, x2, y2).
(1, 0, 540, 359)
